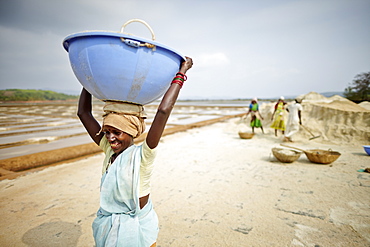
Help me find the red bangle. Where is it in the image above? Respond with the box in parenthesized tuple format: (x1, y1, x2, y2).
(172, 79, 184, 85)
(176, 72, 187, 81)
(171, 80, 184, 88)
(171, 82, 183, 88)
(173, 76, 184, 82)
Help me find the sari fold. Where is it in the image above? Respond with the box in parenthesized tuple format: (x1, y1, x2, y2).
(93, 145, 158, 247)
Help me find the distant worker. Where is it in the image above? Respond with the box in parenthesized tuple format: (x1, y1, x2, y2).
(246, 98, 264, 134)
(284, 98, 303, 142)
(270, 96, 286, 137)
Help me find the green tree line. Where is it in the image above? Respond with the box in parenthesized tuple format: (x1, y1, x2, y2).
(0, 89, 78, 101)
(344, 71, 370, 102)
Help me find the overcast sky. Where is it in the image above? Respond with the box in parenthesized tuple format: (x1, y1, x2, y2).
(0, 0, 369, 99)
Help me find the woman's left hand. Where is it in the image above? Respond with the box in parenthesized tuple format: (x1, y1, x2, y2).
(179, 57, 193, 74)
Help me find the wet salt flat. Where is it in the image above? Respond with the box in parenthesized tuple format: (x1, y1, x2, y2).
(0, 100, 247, 160)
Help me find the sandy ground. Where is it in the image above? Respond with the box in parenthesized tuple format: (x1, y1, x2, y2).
(0, 117, 369, 247)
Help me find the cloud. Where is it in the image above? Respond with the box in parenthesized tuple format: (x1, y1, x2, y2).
(0, 0, 369, 99)
(196, 53, 230, 67)
(250, 67, 301, 78)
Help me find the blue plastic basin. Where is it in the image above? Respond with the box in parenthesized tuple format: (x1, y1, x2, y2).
(363, 145, 370, 155)
(63, 31, 185, 105)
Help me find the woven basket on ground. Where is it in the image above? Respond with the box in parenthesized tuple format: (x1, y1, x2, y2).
(272, 148, 302, 163)
(304, 149, 341, 164)
(238, 132, 254, 139)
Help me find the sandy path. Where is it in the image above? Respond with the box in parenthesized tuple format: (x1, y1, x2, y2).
(0, 118, 369, 246)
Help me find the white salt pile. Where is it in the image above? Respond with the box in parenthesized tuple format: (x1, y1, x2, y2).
(359, 101, 370, 111)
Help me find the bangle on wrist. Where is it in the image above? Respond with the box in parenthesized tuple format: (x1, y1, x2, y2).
(171, 72, 188, 88)
(173, 76, 184, 82)
(171, 80, 184, 88)
(176, 72, 187, 81)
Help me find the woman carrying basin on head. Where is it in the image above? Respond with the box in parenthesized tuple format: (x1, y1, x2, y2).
(78, 57, 193, 246)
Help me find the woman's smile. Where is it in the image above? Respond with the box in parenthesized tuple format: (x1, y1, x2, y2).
(103, 125, 133, 153)
(110, 141, 121, 150)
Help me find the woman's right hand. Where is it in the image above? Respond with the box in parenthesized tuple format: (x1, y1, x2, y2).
(77, 88, 104, 145)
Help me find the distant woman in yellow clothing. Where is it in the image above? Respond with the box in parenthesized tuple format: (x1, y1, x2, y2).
(270, 96, 286, 136)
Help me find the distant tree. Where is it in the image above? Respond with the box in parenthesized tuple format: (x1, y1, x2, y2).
(0, 89, 78, 101)
(344, 72, 370, 102)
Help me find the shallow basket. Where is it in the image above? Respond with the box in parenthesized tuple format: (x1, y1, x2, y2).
(272, 148, 302, 163)
(238, 132, 254, 139)
(63, 19, 185, 105)
(304, 149, 341, 164)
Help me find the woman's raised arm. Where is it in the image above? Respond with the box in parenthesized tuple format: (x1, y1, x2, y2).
(77, 88, 104, 145)
(146, 57, 193, 149)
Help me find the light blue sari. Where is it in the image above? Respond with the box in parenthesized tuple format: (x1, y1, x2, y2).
(92, 145, 159, 247)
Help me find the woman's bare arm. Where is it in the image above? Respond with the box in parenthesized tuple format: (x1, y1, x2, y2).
(77, 88, 104, 145)
(146, 57, 193, 149)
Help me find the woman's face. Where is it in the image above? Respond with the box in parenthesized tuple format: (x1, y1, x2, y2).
(103, 125, 133, 154)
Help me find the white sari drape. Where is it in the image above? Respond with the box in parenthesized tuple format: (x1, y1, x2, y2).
(92, 145, 158, 247)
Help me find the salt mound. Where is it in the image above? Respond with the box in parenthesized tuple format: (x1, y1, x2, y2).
(328, 95, 351, 102)
(300, 92, 331, 103)
(300, 92, 365, 111)
(301, 95, 370, 145)
(359, 101, 370, 111)
(259, 92, 370, 145)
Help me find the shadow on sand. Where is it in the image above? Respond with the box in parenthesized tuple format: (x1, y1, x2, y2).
(22, 220, 81, 247)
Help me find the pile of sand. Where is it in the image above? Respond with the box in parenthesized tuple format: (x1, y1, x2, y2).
(258, 92, 370, 145)
(297, 91, 331, 103)
(359, 101, 370, 111)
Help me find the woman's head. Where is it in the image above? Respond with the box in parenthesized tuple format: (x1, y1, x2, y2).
(103, 125, 133, 153)
(102, 113, 145, 138)
(101, 113, 146, 153)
